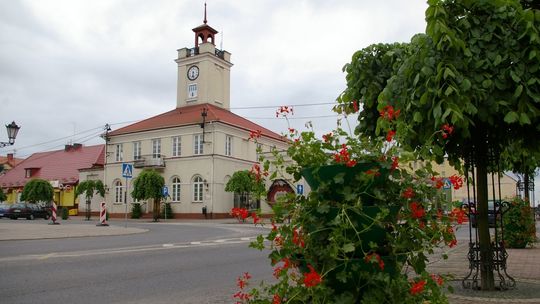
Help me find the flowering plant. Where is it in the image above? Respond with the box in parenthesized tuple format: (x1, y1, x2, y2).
(234, 103, 464, 304)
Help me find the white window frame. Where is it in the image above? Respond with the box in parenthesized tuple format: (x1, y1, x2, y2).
(172, 177, 181, 202)
(188, 83, 198, 99)
(194, 134, 203, 155)
(192, 176, 203, 202)
(115, 144, 123, 162)
(152, 139, 161, 158)
(133, 141, 141, 160)
(225, 135, 233, 156)
(114, 180, 123, 203)
(172, 136, 181, 157)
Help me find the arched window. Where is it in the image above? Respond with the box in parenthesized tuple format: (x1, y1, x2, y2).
(192, 176, 204, 202)
(114, 180, 123, 203)
(172, 177, 181, 202)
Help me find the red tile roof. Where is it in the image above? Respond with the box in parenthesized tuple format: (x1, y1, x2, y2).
(0, 155, 24, 169)
(0, 144, 104, 188)
(109, 103, 286, 141)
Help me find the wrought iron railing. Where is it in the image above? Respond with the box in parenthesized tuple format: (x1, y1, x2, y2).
(133, 154, 166, 168)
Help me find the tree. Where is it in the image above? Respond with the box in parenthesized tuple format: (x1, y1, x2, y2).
(21, 178, 54, 203)
(131, 169, 165, 222)
(339, 0, 540, 290)
(75, 180, 105, 220)
(0, 190, 6, 202)
(225, 170, 266, 209)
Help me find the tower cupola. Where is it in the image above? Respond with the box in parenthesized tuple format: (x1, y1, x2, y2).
(192, 3, 218, 47)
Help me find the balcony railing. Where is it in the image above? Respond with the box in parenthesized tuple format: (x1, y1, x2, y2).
(133, 154, 166, 168)
(187, 47, 199, 57)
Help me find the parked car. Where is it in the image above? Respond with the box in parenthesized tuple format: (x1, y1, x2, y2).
(5, 203, 51, 220)
(469, 200, 501, 228)
(0, 203, 10, 218)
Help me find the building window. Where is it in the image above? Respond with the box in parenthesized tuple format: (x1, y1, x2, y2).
(188, 84, 198, 99)
(25, 169, 32, 178)
(115, 144, 123, 162)
(225, 135, 232, 156)
(152, 139, 161, 158)
(192, 176, 203, 202)
(172, 177, 181, 202)
(114, 180, 123, 203)
(172, 136, 181, 157)
(133, 141, 141, 160)
(194, 134, 203, 155)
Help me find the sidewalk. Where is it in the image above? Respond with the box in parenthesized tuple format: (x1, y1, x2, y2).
(428, 223, 540, 304)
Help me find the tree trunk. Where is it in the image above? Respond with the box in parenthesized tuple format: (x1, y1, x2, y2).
(524, 173, 530, 201)
(476, 138, 495, 290)
(153, 198, 160, 222)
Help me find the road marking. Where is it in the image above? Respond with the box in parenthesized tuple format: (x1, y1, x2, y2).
(0, 236, 259, 263)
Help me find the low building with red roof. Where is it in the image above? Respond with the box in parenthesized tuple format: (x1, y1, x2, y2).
(0, 153, 24, 175)
(103, 10, 293, 218)
(0, 144, 104, 209)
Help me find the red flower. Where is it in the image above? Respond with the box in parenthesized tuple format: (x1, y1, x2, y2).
(288, 127, 295, 134)
(450, 208, 466, 224)
(386, 130, 396, 142)
(352, 100, 359, 113)
(293, 228, 305, 248)
(431, 176, 444, 189)
(275, 106, 293, 117)
(303, 265, 322, 287)
(252, 212, 261, 225)
(441, 123, 454, 139)
(333, 144, 355, 166)
(431, 274, 444, 286)
(402, 187, 415, 199)
(391, 156, 399, 171)
(346, 160, 357, 167)
(272, 294, 281, 304)
(364, 253, 385, 270)
(379, 105, 400, 121)
(410, 202, 426, 219)
(410, 280, 427, 295)
(322, 132, 333, 143)
(448, 238, 457, 248)
(449, 174, 463, 190)
(249, 129, 262, 140)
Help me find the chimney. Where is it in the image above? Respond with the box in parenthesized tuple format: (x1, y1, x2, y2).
(72, 143, 82, 150)
(7, 153, 13, 162)
(65, 145, 72, 151)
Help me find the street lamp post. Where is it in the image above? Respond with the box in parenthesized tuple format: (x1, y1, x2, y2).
(0, 121, 21, 148)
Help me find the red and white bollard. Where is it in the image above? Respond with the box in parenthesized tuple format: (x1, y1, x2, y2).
(49, 201, 60, 225)
(96, 202, 109, 226)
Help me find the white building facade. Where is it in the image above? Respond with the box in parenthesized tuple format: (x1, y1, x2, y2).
(103, 13, 290, 218)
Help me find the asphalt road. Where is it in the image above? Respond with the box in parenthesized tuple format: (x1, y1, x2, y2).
(0, 220, 274, 304)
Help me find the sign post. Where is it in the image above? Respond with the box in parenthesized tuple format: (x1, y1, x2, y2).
(122, 163, 133, 228)
(296, 184, 304, 195)
(162, 186, 169, 220)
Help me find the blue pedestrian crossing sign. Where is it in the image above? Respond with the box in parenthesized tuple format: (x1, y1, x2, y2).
(443, 178, 452, 190)
(122, 163, 133, 178)
(297, 184, 304, 195)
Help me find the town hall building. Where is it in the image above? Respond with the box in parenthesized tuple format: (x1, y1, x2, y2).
(103, 10, 291, 218)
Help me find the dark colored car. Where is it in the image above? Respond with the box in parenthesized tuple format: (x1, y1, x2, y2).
(0, 203, 9, 218)
(5, 203, 51, 220)
(469, 200, 499, 228)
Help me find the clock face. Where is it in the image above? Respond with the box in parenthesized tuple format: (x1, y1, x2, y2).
(187, 66, 199, 81)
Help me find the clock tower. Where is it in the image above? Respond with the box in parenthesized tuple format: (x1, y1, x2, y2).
(175, 4, 233, 109)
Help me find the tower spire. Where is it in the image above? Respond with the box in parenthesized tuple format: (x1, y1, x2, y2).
(203, 2, 207, 24)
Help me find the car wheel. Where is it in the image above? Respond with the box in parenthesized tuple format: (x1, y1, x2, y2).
(27, 214, 35, 220)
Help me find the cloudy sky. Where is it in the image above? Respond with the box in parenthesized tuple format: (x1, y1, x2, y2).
(1, 0, 538, 201)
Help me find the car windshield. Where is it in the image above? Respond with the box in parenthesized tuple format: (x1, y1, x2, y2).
(11, 203, 26, 208)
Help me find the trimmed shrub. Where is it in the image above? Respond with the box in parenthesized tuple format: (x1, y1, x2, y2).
(160, 202, 174, 219)
(131, 203, 142, 219)
(61, 207, 69, 220)
(503, 198, 537, 248)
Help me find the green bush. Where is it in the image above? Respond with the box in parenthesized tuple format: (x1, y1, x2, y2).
(61, 207, 69, 220)
(160, 202, 174, 219)
(503, 198, 537, 248)
(131, 203, 142, 219)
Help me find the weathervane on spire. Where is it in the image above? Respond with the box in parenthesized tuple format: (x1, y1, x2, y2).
(203, 2, 207, 24)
